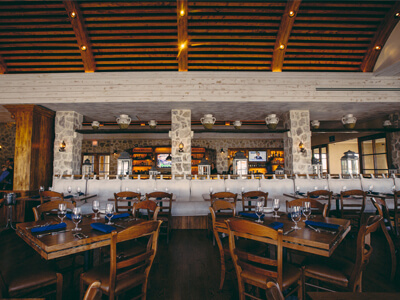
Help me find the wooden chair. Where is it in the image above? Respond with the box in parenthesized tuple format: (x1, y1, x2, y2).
(39, 190, 64, 204)
(265, 281, 285, 300)
(340, 190, 366, 230)
(114, 191, 141, 214)
(83, 281, 102, 300)
(146, 192, 173, 244)
(393, 190, 400, 236)
(286, 198, 328, 217)
(307, 190, 333, 216)
(226, 218, 303, 300)
(33, 199, 76, 221)
(241, 191, 268, 212)
(132, 200, 160, 221)
(80, 220, 162, 300)
(208, 192, 238, 236)
(370, 197, 398, 281)
(209, 200, 236, 290)
(303, 215, 382, 294)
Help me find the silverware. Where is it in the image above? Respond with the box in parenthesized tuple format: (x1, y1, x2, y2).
(37, 229, 70, 238)
(283, 228, 295, 235)
(114, 223, 126, 229)
(26, 222, 51, 230)
(307, 224, 321, 233)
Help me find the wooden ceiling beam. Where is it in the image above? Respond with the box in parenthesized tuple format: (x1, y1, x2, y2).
(177, 0, 188, 71)
(0, 55, 7, 74)
(63, 0, 95, 72)
(272, 0, 302, 72)
(360, 1, 400, 72)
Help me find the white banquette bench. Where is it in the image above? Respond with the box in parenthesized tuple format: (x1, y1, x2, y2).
(52, 173, 397, 216)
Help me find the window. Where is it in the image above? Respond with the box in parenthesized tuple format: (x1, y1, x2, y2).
(82, 154, 110, 175)
(312, 144, 329, 174)
(358, 134, 388, 175)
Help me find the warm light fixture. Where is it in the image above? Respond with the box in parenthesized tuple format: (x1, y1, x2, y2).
(288, 10, 295, 17)
(70, 12, 77, 18)
(395, 12, 400, 18)
(140, 123, 146, 126)
(279, 44, 285, 50)
(59, 141, 66, 152)
(180, 9, 185, 16)
(375, 45, 381, 50)
(225, 121, 230, 126)
(180, 42, 187, 50)
(166, 153, 172, 161)
(113, 149, 118, 158)
(220, 148, 225, 154)
(178, 142, 184, 152)
(299, 142, 306, 155)
(80, 45, 87, 51)
(92, 140, 98, 147)
(0, 145, 2, 151)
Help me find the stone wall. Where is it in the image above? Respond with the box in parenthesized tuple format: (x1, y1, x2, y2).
(390, 112, 400, 170)
(0, 123, 15, 165)
(170, 109, 192, 175)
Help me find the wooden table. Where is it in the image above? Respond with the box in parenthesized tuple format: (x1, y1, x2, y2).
(308, 292, 400, 300)
(242, 212, 351, 257)
(16, 214, 144, 260)
(17, 194, 97, 203)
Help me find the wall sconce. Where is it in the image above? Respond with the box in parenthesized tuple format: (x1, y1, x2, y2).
(178, 142, 184, 152)
(166, 153, 172, 161)
(299, 142, 307, 155)
(0, 145, 2, 151)
(220, 148, 225, 154)
(59, 141, 66, 152)
(92, 140, 98, 147)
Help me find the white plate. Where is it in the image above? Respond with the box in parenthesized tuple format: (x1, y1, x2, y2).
(263, 207, 274, 214)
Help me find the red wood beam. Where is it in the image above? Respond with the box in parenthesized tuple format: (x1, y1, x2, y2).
(0, 55, 7, 74)
(271, 0, 302, 72)
(177, 0, 188, 71)
(63, 0, 95, 72)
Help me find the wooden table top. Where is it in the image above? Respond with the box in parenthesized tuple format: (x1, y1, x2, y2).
(17, 194, 97, 202)
(240, 212, 351, 257)
(16, 214, 144, 260)
(307, 292, 400, 300)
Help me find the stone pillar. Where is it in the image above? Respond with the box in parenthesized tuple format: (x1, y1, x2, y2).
(283, 110, 312, 174)
(389, 112, 400, 170)
(169, 109, 193, 176)
(53, 111, 83, 175)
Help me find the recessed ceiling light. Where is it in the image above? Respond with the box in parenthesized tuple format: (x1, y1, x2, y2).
(180, 9, 185, 17)
(395, 12, 399, 18)
(81, 45, 87, 51)
(288, 11, 295, 17)
(70, 12, 76, 18)
(180, 42, 187, 50)
(279, 44, 285, 50)
(375, 45, 381, 50)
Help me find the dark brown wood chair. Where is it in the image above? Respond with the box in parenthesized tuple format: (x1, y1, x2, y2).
(226, 218, 303, 300)
(265, 281, 285, 300)
(80, 220, 162, 300)
(303, 215, 382, 294)
(307, 190, 333, 216)
(146, 192, 173, 243)
(114, 191, 141, 214)
(83, 281, 102, 300)
(208, 192, 238, 236)
(33, 199, 76, 221)
(209, 200, 236, 290)
(39, 190, 64, 204)
(286, 198, 328, 217)
(393, 190, 400, 237)
(132, 199, 160, 221)
(340, 190, 367, 230)
(241, 191, 268, 212)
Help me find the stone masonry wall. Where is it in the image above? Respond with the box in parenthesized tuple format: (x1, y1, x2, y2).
(170, 109, 192, 175)
(390, 112, 400, 170)
(0, 123, 15, 165)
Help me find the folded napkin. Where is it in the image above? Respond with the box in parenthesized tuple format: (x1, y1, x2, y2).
(370, 191, 380, 195)
(309, 195, 319, 198)
(31, 222, 66, 233)
(305, 220, 340, 230)
(65, 213, 72, 220)
(91, 223, 116, 233)
(250, 196, 259, 199)
(238, 212, 264, 220)
(64, 195, 73, 199)
(297, 192, 305, 196)
(108, 213, 130, 220)
(31, 195, 40, 199)
(268, 222, 283, 230)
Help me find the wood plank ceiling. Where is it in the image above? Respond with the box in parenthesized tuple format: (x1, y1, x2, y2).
(0, 0, 399, 74)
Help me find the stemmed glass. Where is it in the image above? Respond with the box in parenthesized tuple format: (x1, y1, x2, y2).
(72, 207, 82, 231)
(58, 203, 66, 223)
(273, 198, 280, 218)
(76, 186, 81, 194)
(296, 186, 300, 195)
(369, 185, 374, 193)
(67, 186, 72, 194)
(291, 206, 302, 230)
(105, 203, 114, 225)
(92, 200, 100, 220)
(39, 186, 45, 193)
(302, 201, 311, 222)
(255, 201, 264, 223)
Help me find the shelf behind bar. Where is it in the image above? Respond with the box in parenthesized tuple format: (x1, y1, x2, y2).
(76, 128, 289, 134)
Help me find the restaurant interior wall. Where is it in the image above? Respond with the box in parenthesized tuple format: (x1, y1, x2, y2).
(0, 123, 15, 165)
(328, 139, 359, 175)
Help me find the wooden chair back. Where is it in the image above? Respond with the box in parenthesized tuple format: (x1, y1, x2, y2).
(241, 191, 268, 212)
(39, 190, 64, 204)
(340, 189, 366, 228)
(109, 220, 162, 300)
(145, 192, 173, 216)
(265, 281, 285, 300)
(209, 200, 236, 234)
(394, 190, 400, 236)
(226, 218, 284, 289)
(132, 200, 160, 221)
(83, 281, 102, 300)
(307, 190, 333, 215)
(286, 198, 328, 217)
(210, 192, 238, 206)
(114, 191, 141, 214)
(33, 200, 76, 221)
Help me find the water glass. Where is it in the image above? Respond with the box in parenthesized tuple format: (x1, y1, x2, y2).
(58, 203, 66, 223)
(105, 203, 114, 225)
(76, 187, 81, 194)
(273, 198, 280, 218)
(72, 207, 82, 231)
(291, 206, 302, 230)
(67, 186, 72, 194)
(303, 201, 311, 222)
(255, 202, 264, 223)
(39, 186, 45, 192)
(92, 200, 100, 220)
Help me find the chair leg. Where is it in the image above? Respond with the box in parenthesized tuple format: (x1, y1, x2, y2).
(80, 275, 85, 300)
(56, 273, 63, 300)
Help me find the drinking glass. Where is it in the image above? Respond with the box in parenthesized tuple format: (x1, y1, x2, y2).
(48, 186, 53, 191)
(58, 203, 66, 223)
(209, 187, 213, 194)
(105, 203, 114, 225)
(392, 185, 396, 193)
(296, 186, 300, 194)
(39, 186, 45, 192)
(302, 201, 311, 222)
(273, 198, 280, 218)
(342, 186, 347, 192)
(72, 207, 82, 231)
(67, 186, 72, 194)
(255, 201, 264, 223)
(369, 185, 374, 193)
(76, 187, 81, 194)
(291, 206, 301, 230)
(92, 200, 100, 220)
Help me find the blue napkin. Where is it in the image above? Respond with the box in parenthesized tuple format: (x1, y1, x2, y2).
(309, 195, 319, 198)
(66, 213, 72, 220)
(370, 191, 380, 195)
(107, 213, 130, 220)
(31, 222, 66, 233)
(91, 223, 116, 233)
(268, 222, 283, 230)
(305, 220, 340, 230)
(31, 195, 40, 199)
(250, 196, 258, 199)
(64, 195, 73, 199)
(297, 192, 305, 196)
(238, 212, 264, 220)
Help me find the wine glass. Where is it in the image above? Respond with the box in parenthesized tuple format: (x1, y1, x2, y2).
(105, 203, 114, 225)
(302, 201, 311, 222)
(48, 186, 53, 191)
(92, 200, 100, 220)
(72, 207, 82, 231)
(255, 201, 264, 223)
(342, 186, 347, 192)
(369, 185, 374, 193)
(291, 206, 302, 230)
(296, 186, 300, 194)
(209, 187, 213, 195)
(58, 203, 66, 223)
(67, 186, 72, 194)
(76, 186, 81, 194)
(39, 186, 45, 192)
(273, 198, 280, 218)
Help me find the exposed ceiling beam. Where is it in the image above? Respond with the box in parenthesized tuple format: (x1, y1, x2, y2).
(177, 0, 188, 71)
(0, 55, 7, 74)
(63, 0, 95, 73)
(360, 1, 400, 72)
(271, 0, 302, 72)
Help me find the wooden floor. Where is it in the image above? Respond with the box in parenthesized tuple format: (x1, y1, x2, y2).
(1, 228, 399, 299)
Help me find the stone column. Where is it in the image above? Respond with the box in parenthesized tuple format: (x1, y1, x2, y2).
(53, 111, 83, 175)
(389, 112, 400, 170)
(283, 110, 312, 174)
(169, 109, 193, 176)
